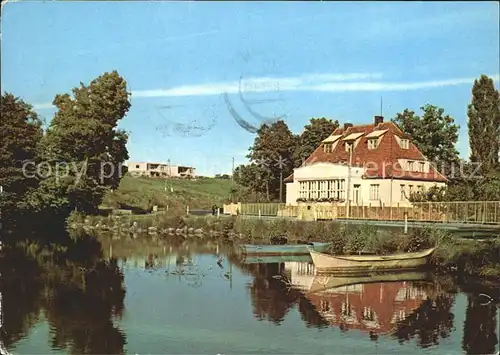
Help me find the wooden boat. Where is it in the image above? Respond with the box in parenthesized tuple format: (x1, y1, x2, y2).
(308, 247, 435, 275)
(240, 242, 331, 256)
(308, 270, 432, 293)
(241, 254, 312, 264)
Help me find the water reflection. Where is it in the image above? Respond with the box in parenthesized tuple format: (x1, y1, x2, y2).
(2, 237, 499, 354)
(0, 236, 127, 354)
(392, 286, 455, 347)
(0, 250, 44, 349)
(462, 294, 499, 355)
(241, 259, 499, 352)
(247, 263, 297, 324)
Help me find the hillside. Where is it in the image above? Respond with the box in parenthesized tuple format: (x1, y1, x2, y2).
(102, 175, 234, 212)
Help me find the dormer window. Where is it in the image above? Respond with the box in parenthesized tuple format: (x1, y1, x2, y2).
(418, 162, 425, 173)
(367, 139, 378, 150)
(400, 139, 409, 149)
(345, 142, 353, 152)
(408, 160, 415, 171)
(323, 143, 333, 153)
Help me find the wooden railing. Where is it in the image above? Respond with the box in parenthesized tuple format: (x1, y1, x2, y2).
(224, 201, 500, 224)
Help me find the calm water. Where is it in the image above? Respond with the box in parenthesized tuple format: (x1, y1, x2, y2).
(1, 239, 499, 355)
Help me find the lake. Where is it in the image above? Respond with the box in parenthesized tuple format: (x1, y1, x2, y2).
(1, 239, 499, 355)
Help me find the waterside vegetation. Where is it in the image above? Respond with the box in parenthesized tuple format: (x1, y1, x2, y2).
(69, 213, 500, 281)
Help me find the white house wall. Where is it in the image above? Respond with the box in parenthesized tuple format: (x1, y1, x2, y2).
(286, 162, 446, 206)
(293, 162, 364, 180)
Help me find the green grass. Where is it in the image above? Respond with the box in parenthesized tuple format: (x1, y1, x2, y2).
(101, 175, 233, 211)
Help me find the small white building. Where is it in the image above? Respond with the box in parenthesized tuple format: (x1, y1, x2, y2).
(285, 116, 447, 207)
(126, 161, 196, 178)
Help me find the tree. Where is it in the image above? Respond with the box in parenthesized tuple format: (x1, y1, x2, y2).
(0, 93, 43, 217)
(233, 163, 269, 202)
(293, 117, 339, 167)
(247, 120, 297, 201)
(467, 74, 500, 175)
(30, 71, 131, 214)
(393, 105, 460, 171)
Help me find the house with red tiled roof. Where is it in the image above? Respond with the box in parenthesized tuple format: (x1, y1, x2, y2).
(284, 115, 447, 207)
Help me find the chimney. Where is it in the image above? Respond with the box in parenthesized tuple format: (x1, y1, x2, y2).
(374, 115, 384, 125)
(344, 122, 353, 130)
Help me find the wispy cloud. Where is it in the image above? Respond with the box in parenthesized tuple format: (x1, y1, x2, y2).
(131, 72, 383, 98)
(33, 102, 55, 110)
(131, 73, 499, 98)
(32, 73, 500, 109)
(308, 75, 500, 92)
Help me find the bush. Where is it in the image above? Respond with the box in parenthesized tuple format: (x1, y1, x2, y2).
(400, 228, 433, 252)
(375, 231, 400, 254)
(66, 211, 86, 228)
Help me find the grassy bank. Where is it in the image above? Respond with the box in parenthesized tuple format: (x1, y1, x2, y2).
(101, 175, 233, 212)
(72, 213, 500, 280)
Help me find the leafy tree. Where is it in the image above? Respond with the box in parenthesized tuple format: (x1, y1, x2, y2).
(233, 163, 270, 201)
(475, 170, 500, 201)
(247, 120, 297, 201)
(0, 93, 43, 218)
(409, 185, 447, 202)
(393, 105, 460, 171)
(30, 71, 131, 214)
(293, 117, 339, 167)
(467, 74, 500, 175)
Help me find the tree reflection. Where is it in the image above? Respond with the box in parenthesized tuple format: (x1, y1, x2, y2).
(462, 293, 498, 355)
(44, 257, 126, 355)
(297, 297, 330, 329)
(392, 291, 455, 347)
(0, 231, 127, 354)
(0, 249, 44, 348)
(247, 263, 299, 325)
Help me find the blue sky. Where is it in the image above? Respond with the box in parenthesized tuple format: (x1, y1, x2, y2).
(2, 1, 499, 176)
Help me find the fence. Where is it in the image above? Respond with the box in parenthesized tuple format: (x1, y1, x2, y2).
(224, 201, 500, 225)
(239, 203, 286, 216)
(335, 201, 500, 224)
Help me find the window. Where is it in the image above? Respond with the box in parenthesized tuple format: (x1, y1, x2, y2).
(409, 185, 414, 195)
(327, 180, 335, 198)
(135, 165, 140, 169)
(418, 162, 425, 173)
(353, 184, 361, 204)
(369, 184, 380, 200)
(417, 185, 424, 191)
(408, 160, 415, 171)
(400, 184, 406, 200)
(323, 143, 333, 153)
(367, 139, 378, 150)
(299, 181, 308, 199)
(319, 180, 328, 198)
(400, 139, 409, 149)
(309, 181, 318, 199)
(345, 142, 353, 152)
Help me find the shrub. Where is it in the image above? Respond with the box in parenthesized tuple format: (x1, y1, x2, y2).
(399, 228, 433, 252)
(66, 211, 86, 229)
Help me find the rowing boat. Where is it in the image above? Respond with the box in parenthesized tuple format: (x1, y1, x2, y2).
(240, 242, 331, 256)
(308, 247, 435, 274)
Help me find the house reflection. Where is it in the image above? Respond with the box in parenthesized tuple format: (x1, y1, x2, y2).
(282, 261, 429, 334)
(305, 279, 428, 334)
